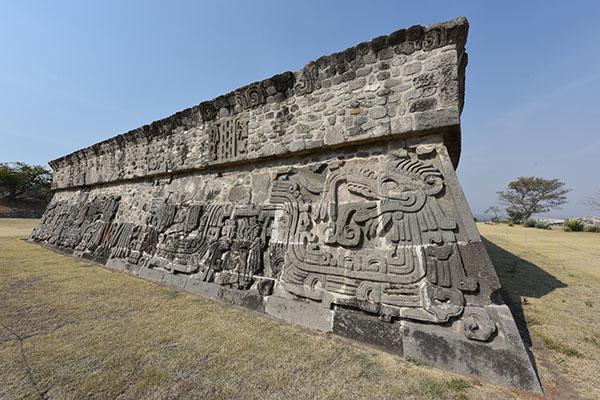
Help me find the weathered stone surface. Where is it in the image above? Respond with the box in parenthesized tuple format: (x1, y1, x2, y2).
(31, 17, 541, 392)
(46, 18, 468, 190)
(333, 310, 404, 355)
(265, 296, 334, 332)
(163, 273, 189, 289)
(402, 305, 542, 392)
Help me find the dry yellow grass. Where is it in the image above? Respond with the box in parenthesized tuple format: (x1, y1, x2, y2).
(0, 218, 39, 238)
(478, 223, 600, 399)
(1, 218, 598, 399)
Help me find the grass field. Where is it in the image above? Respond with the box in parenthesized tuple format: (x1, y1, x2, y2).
(478, 223, 600, 400)
(1, 219, 598, 399)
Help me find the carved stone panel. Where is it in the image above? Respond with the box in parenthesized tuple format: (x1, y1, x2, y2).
(208, 117, 249, 161)
(267, 149, 479, 324)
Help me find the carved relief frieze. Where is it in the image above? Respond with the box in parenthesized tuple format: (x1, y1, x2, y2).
(30, 146, 480, 327)
(207, 117, 249, 162)
(295, 61, 320, 95)
(268, 148, 478, 324)
(234, 84, 267, 110)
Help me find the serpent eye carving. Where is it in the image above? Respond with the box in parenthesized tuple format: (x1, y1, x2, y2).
(380, 157, 445, 199)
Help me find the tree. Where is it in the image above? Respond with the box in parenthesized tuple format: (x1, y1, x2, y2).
(0, 162, 52, 201)
(497, 177, 570, 223)
(484, 206, 501, 222)
(583, 189, 600, 212)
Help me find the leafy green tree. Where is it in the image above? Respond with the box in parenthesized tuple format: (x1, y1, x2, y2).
(498, 177, 569, 223)
(0, 162, 52, 201)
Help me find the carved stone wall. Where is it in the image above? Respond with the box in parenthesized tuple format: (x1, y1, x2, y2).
(31, 17, 542, 392)
(48, 18, 467, 190)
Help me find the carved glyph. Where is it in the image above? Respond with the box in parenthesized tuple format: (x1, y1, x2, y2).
(207, 117, 249, 161)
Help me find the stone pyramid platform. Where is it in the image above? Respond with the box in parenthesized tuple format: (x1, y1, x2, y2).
(31, 17, 542, 392)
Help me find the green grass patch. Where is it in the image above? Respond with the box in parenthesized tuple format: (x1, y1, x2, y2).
(540, 335, 583, 358)
(447, 377, 472, 392)
(419, 378, 445, 399)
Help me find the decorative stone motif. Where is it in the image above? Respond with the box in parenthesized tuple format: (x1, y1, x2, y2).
(295, 62, 320, 95)
(208, 117, 249, 161)
(269, 150, 480, 324)
(31, 17, 542, 392)
(235, 84, 267, 110)
(462, 308, 497, 342)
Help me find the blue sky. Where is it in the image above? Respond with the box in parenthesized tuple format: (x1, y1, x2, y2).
(1, 1, 599, 217)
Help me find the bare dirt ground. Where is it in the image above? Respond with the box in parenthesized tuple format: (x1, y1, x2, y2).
(1, 219, 598, 399)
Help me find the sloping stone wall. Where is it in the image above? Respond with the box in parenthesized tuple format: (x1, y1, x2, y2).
(31, 17, 542, 392)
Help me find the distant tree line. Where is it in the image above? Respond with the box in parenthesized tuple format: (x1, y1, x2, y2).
(0, 162, 52, 202)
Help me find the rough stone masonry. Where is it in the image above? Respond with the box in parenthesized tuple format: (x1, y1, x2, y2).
(31, 17, 542, 392)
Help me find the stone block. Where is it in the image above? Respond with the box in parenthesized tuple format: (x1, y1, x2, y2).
(163, 273, 189, 289)
(138, 268, 165, 283)
(413, 109, 459, 130)
(333, 310, 403, 355)
(105, 258, 126, 272)
(185, 278, 222, 299)
(265, 295, 333, 332)
(368, 105, 387, 119)
(402, 305, 542, 392)
(220, 288, 265, 313)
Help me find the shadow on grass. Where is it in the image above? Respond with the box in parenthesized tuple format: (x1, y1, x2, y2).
(482, 236, 567, 346)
